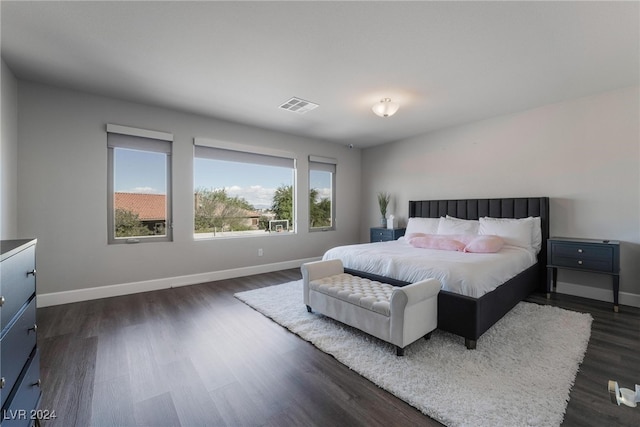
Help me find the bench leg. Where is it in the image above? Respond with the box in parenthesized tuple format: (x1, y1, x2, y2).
(465, 338, 477, 350)
(396, 346, 405, 357)
(306, 305, 312, 313)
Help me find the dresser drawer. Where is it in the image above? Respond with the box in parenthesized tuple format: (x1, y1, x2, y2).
(552, 243, 612, 261)
(0, 299, 37, 408)
(1, 246, 36, 333)
(1, 349, 41, 427)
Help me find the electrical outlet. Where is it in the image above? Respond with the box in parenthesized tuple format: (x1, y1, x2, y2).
(258, 248, 263, 256)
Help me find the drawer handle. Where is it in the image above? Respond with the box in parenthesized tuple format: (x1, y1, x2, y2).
(0, 377, 4, 389)
(27, 269, 36, 277)
(577, 249, 583, 253)
(28, 324, 38, 334)
(32, 379, 41, 388)
(577, 260, 583, 265)
(0, 295, 4, 307)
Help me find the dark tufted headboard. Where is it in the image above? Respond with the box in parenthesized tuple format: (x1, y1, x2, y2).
(408, 197, 550, 278)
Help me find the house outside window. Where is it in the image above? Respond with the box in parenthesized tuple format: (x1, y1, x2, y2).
(107, 124, 172, 244)
(309, 155, 336, 231)
(193, 139, 295, 239)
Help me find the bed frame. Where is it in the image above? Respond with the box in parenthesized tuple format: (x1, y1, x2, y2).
(345, 197, 549, 349)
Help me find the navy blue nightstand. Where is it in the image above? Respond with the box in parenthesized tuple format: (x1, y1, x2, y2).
(547, 237, 620, 312)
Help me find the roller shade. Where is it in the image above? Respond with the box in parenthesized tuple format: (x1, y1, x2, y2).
(107, 124, 172, 153)
(309, 155, 336, 173)
(194, 145, 294, 168)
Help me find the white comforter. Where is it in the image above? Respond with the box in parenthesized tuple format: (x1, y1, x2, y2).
(322, 239, 537, 298)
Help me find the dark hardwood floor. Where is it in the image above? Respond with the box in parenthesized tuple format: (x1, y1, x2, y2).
(36, 269, 639, 427)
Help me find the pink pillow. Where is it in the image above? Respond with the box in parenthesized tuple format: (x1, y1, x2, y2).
(452, 234, 475, 245)
(463, 235, 504, 253)
(409, 233, 474, 244)
(405, 232, 427, 240)
(408, 235, 466, 251)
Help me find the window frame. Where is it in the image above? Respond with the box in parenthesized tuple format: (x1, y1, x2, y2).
(308, 155, 336, 232)
(193, 138, 297, 240)
(107, 124, 173, 245)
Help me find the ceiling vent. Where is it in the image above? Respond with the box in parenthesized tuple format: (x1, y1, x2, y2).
(279, 97, 319, 114)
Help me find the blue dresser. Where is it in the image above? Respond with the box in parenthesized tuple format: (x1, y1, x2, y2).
(1, 239, 41, 427)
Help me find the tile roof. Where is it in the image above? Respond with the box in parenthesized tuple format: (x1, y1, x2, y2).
(115, 192, 166, 221)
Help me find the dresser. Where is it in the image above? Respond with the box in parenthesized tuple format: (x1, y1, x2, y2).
(1, 239, 41, 427)
(547, 237, 620, 312)
(370, 227, 406, 242)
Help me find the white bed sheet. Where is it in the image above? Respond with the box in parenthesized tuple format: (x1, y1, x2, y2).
(322, 239, 537, 298)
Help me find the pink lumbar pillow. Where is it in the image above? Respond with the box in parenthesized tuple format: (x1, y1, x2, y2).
(408, 235, 466, 251)
(463, 235, 504, 253)
(405, 232, 427, 240)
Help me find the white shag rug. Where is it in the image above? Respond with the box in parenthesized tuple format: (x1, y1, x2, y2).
(235, 280, 592, 427)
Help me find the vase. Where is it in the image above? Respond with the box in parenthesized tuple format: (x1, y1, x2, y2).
(381, 217, 387, 228)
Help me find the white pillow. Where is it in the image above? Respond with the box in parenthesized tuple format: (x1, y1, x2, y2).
(404, 217, 440, 238)
(479, 217, 534, 249)
(437, 216, 480, 235)
(532, 217, 542, 253)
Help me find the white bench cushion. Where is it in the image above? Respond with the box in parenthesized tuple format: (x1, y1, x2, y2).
(309, 273, 396, 316)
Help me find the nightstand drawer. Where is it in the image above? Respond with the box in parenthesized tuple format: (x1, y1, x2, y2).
(551, 256, 613, 272)
(372, 229, 393, 240)
(552, 243, 612, 261)
(370, 228, 405, 242)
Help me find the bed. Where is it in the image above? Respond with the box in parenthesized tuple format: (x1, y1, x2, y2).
(324, 197, 549, 349)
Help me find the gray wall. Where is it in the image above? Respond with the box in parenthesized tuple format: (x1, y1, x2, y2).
(17, 82, 361, 296)
(14, 79, 640, 306)
(362, 86, 640, 304)
(1, 59, 18, 240)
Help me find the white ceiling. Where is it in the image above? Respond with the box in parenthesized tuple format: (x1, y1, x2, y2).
(2, 1, 638, 148)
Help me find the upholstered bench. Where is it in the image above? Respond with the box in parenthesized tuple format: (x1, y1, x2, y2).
(302, 259, 441, 356)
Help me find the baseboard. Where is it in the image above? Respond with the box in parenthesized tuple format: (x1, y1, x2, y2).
(36, 257, 321, 307)
(555, 281, 640, 309)
(38, 265, 640, 309)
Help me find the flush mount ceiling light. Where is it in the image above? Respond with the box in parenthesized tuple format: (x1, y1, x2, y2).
(372, 98, 400, 118)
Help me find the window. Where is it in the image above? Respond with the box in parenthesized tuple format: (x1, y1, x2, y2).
(107, 124, 172, 244)
(193, 139, 295, 239)
(309, 155, 336, 231)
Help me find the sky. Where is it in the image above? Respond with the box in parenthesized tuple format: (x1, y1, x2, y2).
(114, 148, 331, 210)
(194, 157, 294, 209)
(114, 148, 166, 193)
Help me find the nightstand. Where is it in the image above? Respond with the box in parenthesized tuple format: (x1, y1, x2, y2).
(547, 237, 620, 312)
(370, 227, 405, 242)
